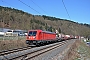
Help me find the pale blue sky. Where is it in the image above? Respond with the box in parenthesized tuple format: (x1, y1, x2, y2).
(0, 0, 90, 24)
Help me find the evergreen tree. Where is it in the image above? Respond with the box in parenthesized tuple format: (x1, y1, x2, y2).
(45, 23, 48, 31)
(48, 26, 52, 32)
(58, 28, 61, 33)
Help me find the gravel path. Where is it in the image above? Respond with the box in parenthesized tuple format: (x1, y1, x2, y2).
(30, 39, 77, 60)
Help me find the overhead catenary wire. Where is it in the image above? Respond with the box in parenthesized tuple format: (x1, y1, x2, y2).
(30, 0, 48, 15)
(18, 0, 41, 15)
(1, 0, 41, 15)
(0, 0, 15, 8)
(62, 0, 71, 20)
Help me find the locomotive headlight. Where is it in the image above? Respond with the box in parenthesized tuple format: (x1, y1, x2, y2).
(29, 37, 30, 38)
(33, 36, 36, 39)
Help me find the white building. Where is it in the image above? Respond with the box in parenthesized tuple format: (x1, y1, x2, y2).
(0, 32, 5, 36)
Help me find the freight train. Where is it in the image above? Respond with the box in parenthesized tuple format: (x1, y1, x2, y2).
(26, 30, 79, 46)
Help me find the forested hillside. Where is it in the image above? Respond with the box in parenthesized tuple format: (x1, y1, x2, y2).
(0, 6, 90, 37)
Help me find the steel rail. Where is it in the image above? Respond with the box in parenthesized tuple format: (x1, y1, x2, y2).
(0, 41, 67, 60)
(0, 46, 31, 56)
(24, 41, 67, 60)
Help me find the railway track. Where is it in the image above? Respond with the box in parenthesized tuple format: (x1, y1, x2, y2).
(0, 46, 31, 56)
(0, 41, 67, 60)
(23, 41, 67, 60)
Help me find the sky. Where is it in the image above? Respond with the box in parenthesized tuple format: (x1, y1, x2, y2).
(0, 0, 90, 24)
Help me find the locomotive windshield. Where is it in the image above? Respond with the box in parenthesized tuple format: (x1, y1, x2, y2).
(28, 31, 37, 36)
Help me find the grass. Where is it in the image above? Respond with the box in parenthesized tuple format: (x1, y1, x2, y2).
(74, 58, 81, 60)
(0, 36, 27, 51)
(86, 39, 90, 42)
(0, 36, 26, 40)
(76, 41, 90, 60)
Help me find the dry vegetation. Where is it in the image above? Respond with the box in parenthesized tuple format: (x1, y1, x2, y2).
(63, 40, 81, 60)
(0, 6, 90, 37)
(0, 40, 27, 51)
(63, 40, 90, 60)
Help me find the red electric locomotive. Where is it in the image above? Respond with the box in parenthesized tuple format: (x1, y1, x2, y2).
(26, 30, 57, 46)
